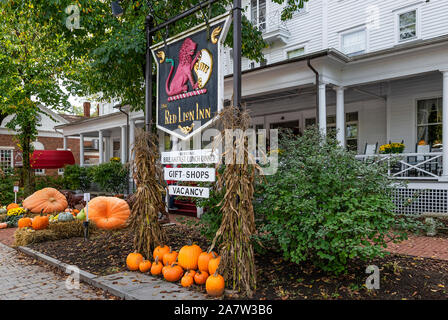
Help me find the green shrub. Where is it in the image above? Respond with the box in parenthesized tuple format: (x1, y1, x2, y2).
(63, 165, 93, 192)
(0, 168, 23, 205)
(194, 187, 225, 242)
(35, 175, 65, 191)
(90, 161, 128, 194)
(255, 127, 412, 274)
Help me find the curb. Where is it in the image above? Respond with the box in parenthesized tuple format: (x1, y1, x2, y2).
(16, 246, 133, 300)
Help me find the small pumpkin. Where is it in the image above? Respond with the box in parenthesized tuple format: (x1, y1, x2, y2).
(87, 196, 130, 230)
(198, 251, 216, 273)
(139, 260, 152, 273)
(126, 252, 144, 271)
(7, 203, 19, 211)
(23, 188, 68, 214)
(178, 243, 202, 270)
(184, 269, 196, 278)
(194, 270, 209, 285)
(0, 222, 7, 229)
(163, 247, 178, 266)
(208, 253, 221, 275)
(32, 215, 49, 230)
(206, 271, 225, 297)
(150, 256, 163, 276)
(58, 211, 74, 222)
(18, 217, 32, 229)
(153, 245, 170, 262)
(163, 263, 184, 282)
(181, 275, 194, 287)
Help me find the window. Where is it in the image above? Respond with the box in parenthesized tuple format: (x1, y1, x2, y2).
(35, 169, 45, 176)
(287, 47, 305, 59)
(251, 0, 266, 32)
(398, 9, 417, 42)
(327, 112, 359, 151)
(0, 149, 13, 169)
(341, 29, 367, 55)
(417, 98, 442, 147)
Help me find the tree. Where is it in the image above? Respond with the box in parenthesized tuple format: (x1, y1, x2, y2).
(0, 1, 76, 195)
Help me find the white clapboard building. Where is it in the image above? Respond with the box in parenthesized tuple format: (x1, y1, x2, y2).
(57, 0, 448, 215)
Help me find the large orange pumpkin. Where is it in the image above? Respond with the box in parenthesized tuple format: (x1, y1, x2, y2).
(87, 197, 130, 230)
(206, 272, 225, 297)
(163, 264, 184, 282)
(23, 188, 68, 214)
(153, 245, 170, 262)
(32, 215, 49, 230)
(126, 252, 144, 271)
(178, 244, 202, 270)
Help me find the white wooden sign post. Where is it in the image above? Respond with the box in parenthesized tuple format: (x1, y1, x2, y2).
(13, 185, 19, 204)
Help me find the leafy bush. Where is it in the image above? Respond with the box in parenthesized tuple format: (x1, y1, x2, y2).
(194, 187, 225, 242)
(35, 175, 65, 191)
(90, 161, 129, 194)
(255, 127, 413, 274)
(63, 165, 93, 192)
(0, 168, 23, 206)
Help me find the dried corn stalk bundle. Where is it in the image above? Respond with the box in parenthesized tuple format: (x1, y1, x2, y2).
(209, 106, 259, 297)
(128, 128, 167, 259)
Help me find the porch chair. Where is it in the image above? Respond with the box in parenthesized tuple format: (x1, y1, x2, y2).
(407, 143, 436, 177)
(363, 142, 378, 155)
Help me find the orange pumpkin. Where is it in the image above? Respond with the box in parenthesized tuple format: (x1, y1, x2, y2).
(73, 209, 80, 214)
(153, 245, 170, 262)
(139, 260, 152, 273)
(87, 197, 130, 230)
(7, 203, 19, 211)
(32, 215, 49, 230)
(23, 188, 68, 214)
(181, 275, 194, 287)
(163, 263, 184, 282)
(0, 222, 7, 229)
(206, 272, 225, 297)
(208, 253, 221, 275)
(150, 256, 163, 275)
(184, 270, 196, 278)
(178, 244, 202, 270)
(18, 217, 32, 229)
(198, 251, 216, 273)
(126, 252, 144, 271)
(194, 270, 209, 285)
(163, 248, 178, 266)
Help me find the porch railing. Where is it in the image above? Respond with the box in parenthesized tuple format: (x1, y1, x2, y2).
(355, 152, 443, 180)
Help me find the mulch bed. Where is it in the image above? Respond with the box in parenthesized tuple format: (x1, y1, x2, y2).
(27, 223, 448, 300)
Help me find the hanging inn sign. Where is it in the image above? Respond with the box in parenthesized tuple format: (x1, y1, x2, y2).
(152, 13, 231, 140)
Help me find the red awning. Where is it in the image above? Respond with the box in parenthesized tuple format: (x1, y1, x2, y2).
(30, 150, 75, 169)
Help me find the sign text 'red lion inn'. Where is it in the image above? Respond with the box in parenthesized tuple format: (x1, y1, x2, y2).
(152, 13, 231, 140)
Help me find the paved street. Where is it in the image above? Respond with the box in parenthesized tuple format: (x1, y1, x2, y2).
(0, 243, 114, 300)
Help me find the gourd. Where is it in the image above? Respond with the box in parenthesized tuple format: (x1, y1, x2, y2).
(32, 215, 49, 230)
(58, 212, 74, 222)
(23, 188, 68, 214)
(194, 270, 209, 285)
(18, 217, 32, 229)
(206, 272, 225, 297)
(150, 256, 163, 275)
(178, 244, 202, 270)
(208, 253, 221, 275)
(198, 251, 215, 273)
(163, 263, 184, 282)
(126, 252, 144, 271)
(181, 275, 194, 287)
(162, 247, 178, 266)
(153, 245, 170, 262)
(139, 260, 152, 273)
(76, 209, 86, 221)
(87, 197, 130, 230)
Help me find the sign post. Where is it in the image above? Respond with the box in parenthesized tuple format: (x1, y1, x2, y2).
(83, 193, 90, 240)
(13, 183, 19, 204)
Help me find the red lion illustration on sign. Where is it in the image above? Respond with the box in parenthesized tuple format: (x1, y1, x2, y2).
(165, 38, 202, 97)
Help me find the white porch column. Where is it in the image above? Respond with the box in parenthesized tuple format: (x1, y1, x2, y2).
(105, 136, 111, 162)
(63, 136, 68, 150)
(79, 133, 85, 167)
(121, 125, 127, 164)
(318, 83, 327, 136)
(335, 86, 345, 147)
(98, 130, 104, 164)
(129, 120, 136, 161)
(442, 71, 448, 179)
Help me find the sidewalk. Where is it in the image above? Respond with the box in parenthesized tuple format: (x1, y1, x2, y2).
(0, 243, 113, 300)
(387, 234, 448, 261)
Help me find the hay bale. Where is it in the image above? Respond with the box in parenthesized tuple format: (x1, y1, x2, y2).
(13, 220, 98, 247)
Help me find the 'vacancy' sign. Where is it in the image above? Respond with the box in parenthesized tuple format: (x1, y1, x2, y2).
(168, 185, 210, 198)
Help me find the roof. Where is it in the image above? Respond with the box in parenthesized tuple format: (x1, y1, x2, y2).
(59, 114, 87, 123)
